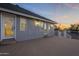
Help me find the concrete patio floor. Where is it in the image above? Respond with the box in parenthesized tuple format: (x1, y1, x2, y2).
(0, 36, 79, 56)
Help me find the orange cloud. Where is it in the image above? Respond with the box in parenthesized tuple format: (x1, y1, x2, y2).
(55, 15, 71, 19)
(74, 20, 79, 24)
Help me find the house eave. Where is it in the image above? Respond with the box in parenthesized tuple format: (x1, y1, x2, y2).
(0, 7, 56, 24)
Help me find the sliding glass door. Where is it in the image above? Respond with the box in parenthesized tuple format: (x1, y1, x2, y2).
(2, 12, 16, 39)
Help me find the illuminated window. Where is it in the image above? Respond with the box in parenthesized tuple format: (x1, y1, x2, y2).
(44, 23, 47, 30)
(34, 20, 40, 26)
(3, 13, 14, 37)
(48, 24, 51, 30)
(34, 20, 43, 28)
(50, 24, 54, 28)
(40, 21, 44, 28)
(20, 17, 26, 31)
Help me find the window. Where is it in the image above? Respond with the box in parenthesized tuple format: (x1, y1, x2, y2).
(34, 20, 43, 28)
(3, 13, 15, 37)
(34, 20, 40, 26)
(40, 21, 44, 28)
(50, 24, 54, 28)
(48, 24, 51, 30)
(44, 23, 47, 30)
(20, 17, 26, 31)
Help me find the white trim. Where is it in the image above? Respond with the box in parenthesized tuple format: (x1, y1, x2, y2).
(1, 12, 3, 40)
(14, 15, 16, 39)
(0, 7, 56, 24)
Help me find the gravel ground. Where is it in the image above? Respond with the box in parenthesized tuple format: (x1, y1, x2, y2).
(0, 36, 79, 56)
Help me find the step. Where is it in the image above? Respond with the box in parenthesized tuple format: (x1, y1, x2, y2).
(0, 38, 16, 45)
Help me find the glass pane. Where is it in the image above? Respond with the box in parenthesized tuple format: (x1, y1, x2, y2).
(4, 14, 14, 37)
(20, 17, 26, 31)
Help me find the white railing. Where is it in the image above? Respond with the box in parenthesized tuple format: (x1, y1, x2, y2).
(54, 30, 71, 39)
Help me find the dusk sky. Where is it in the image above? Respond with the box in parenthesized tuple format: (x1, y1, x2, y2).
(18, 3, 79, 24)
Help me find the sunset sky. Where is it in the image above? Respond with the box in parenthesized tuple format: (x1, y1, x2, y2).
(18, 3, 79, 24)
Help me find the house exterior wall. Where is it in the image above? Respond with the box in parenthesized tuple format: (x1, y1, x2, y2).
(27, 19, 41, 40)
(0, 12, 1, 41)
(16, 17, 47, 41)
(0, 11, 55, 41)
(32, 20, 45, 39)
(16, 16, 29, 41)
(1, 12, 4, 40)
